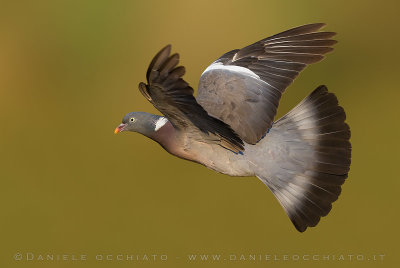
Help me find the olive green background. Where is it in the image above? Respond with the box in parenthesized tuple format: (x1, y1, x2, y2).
(0, 0, 399, 267)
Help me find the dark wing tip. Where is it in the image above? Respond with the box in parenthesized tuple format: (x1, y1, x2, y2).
(146, 45, 172, 82)
(265, 23, 328, 41)
(138, 82, 152, 101)
(306, 22, 326, 28)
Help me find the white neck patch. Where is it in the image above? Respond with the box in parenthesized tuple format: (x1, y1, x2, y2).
(154, 117, 168, 131)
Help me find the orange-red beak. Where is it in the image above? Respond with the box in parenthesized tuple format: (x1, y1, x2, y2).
(114, 123, 126, 134)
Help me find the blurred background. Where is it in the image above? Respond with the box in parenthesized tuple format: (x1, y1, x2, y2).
(0, 0, 399, 267)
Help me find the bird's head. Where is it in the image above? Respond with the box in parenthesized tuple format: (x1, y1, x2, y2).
(114, 112, 167, 136)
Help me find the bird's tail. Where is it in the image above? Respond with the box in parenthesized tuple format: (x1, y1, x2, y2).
(255, 85, 351, 232)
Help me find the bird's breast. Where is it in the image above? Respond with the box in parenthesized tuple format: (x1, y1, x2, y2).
(151, 122, 253, 176)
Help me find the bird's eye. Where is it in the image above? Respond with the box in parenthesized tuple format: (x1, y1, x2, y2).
(130, 118, 135, 122)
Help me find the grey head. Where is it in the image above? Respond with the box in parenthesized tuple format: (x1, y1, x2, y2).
(114, 111, 167, 137)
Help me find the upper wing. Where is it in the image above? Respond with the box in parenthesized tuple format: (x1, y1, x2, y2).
(138, 45, 244, 152)
(197, 23, 337, 144)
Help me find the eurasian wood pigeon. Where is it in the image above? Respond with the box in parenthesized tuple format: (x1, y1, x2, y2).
(115, 23, 351, 232)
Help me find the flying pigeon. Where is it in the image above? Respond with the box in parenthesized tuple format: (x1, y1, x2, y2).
(114, 23, 351, 232)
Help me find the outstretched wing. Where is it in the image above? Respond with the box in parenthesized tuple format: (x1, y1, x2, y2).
(197, 23, 337, 144)
(138, 45, 244, 152)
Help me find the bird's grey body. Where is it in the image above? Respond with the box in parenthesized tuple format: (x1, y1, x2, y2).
(134, 116, 253, 175)
(115, 23, 351, 232)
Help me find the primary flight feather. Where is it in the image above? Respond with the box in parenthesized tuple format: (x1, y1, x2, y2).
(115, 23, 351, 232)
